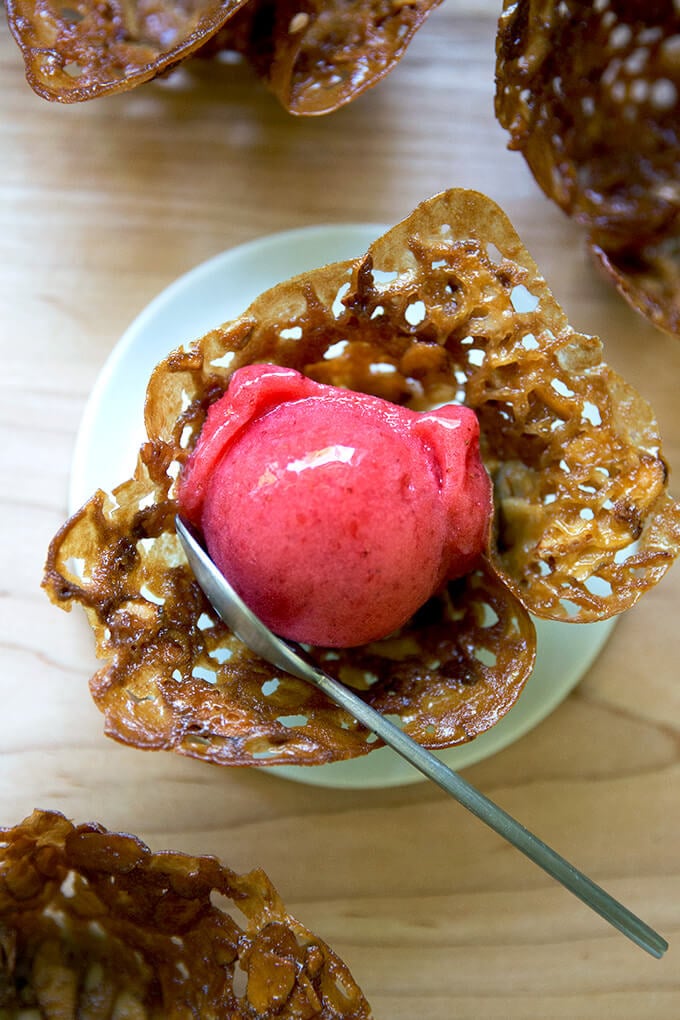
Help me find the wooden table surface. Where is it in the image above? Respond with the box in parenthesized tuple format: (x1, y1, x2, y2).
(2, 1, 680, 1015)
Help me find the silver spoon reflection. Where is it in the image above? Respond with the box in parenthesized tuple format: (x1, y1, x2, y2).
(175, 515, 667, 959)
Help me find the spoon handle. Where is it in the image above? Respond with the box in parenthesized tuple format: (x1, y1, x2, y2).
(175, 516, 667, 959)
(299, 661, 667, 958)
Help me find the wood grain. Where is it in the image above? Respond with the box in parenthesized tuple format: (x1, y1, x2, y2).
(1, 2, 679, 1015)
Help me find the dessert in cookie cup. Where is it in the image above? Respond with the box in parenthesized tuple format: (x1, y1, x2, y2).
(44, 189, 680, 768)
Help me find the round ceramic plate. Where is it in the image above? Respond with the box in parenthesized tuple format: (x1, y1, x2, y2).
(70, 224, 616, 789)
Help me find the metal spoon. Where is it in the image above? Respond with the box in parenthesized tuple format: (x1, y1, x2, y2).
(175, 515, 668, 958)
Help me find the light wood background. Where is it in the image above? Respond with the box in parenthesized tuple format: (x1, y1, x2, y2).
(2, 1, 680, 1016)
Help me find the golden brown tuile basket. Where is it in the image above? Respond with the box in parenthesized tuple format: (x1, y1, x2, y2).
(6, 0, 442, 113)
(43, 189, 680, 767)
(495, 0, 680, 336)
(0, 809, 372, 1018)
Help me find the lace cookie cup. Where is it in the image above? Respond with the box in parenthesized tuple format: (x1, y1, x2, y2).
(6, 0, 441, 114)
(44, 189, 680, 768)
(0, 809, 372, 1018)
(495, 0, 680, 336)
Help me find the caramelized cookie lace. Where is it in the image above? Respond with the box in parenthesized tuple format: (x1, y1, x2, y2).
(0, 810, 371, 1018)
(44, 189, 680, 766)
(495, 0, 680, 335)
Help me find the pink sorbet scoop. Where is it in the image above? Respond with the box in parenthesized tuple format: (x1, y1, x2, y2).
(178, 364, 492, 647)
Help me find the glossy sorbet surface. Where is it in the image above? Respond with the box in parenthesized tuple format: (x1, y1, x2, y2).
(178, 365, 492, 647)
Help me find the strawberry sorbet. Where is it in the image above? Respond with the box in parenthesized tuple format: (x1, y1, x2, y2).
(178, 365, 492, 647)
